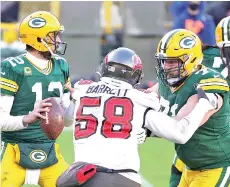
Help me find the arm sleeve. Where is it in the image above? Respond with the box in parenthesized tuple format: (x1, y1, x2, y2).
(0, 95, 27, 131)
(144, 99, 211, 144)
(63, 100, 76, 127)
(61, 92, 75, 127)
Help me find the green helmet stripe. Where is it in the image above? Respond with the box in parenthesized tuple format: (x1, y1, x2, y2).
(227, 18, 230, 41)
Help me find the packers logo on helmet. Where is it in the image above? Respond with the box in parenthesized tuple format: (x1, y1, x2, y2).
(179, 37, 196, 49)
(28, 18, 46, 28)
(19, 11, 67, 55)
(155, 29, 203, 87)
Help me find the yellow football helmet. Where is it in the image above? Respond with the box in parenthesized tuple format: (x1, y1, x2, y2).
(19, 11, 67, 55)
(155, 29, 203, 86)
(216, 16, 230, 48)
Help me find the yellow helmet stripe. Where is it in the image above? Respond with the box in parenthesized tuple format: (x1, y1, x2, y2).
(160, 29, 180, 53)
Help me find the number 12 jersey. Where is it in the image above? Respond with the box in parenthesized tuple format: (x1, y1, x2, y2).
(0, 54, 70, 143)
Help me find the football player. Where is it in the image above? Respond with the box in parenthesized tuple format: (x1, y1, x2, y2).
(150, 29, 230, 187)
(56, 47, 216, 187)
(0, 11, 72, 187)
(168, 17, 230, 187)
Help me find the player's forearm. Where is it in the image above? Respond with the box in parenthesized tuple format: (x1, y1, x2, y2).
(0, 94, 27, 131)
(146, 99, 211, 144)
(0, 112, 27, 131)
(63, 100, 75, 127)
(61, 92, 74, 127)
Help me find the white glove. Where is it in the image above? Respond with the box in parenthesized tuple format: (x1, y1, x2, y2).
(197, 88, 218, 111)
(136, 128, 147, 144)
(204, 93, 218, 110)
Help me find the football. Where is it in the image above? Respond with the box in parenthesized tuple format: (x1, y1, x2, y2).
(40, 97, 64, 140)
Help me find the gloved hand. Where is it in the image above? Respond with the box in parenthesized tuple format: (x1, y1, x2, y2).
(197, 88, 218, 110)
(136, 128, 147, 144)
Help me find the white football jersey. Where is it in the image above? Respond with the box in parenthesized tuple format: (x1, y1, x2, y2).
(72, 77, 160, 183)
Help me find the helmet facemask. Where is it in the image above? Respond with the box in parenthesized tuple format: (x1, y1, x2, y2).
(101, 62, 143, 88)
(41, 26, 67, 56)
(156, 56, 188, 87)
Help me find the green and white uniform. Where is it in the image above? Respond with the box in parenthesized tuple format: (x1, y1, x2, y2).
(159, 66, 230, 170)
(169, 46, 230, 186)
(0, 54, 70, 143)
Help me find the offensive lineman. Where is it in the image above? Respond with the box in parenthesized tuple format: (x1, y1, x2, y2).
(151, 29, 230, 186)
(168, 17, 230, 187)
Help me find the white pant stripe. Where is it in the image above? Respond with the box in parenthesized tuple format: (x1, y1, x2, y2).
(219, 166, 230, 187)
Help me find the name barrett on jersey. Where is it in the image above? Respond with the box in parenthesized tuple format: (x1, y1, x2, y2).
(86, 84, 128, 97)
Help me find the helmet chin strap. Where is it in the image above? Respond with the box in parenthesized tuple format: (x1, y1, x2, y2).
(41, 39, 55, 56)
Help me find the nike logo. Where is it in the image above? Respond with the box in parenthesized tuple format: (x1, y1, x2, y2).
(1, 72, 5, 75)
(213, 75, 220, 78)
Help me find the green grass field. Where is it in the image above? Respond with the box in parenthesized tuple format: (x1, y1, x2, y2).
(23, 130, 175, 187)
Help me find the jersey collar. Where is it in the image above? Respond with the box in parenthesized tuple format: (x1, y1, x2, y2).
(25, 52, 52, 75)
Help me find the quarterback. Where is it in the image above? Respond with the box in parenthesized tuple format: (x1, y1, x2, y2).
(0, 11, 72, 186)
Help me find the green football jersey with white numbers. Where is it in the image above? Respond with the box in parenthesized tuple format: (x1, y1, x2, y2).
(0, 54, 70, 143)
(158, 66, 230, 170)
(202, 46, 230, 86)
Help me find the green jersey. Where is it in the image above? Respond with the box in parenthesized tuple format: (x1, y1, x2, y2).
(158, 66, 230, 170)
(202, 46, 230, 86)
(0, 54, 70, 143)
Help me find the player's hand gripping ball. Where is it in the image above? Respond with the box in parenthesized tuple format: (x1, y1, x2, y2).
(40, 98, 64, 140)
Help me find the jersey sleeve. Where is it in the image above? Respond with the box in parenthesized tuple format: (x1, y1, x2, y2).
(0, 60, 22, 96)
(198, 76, 229, 94)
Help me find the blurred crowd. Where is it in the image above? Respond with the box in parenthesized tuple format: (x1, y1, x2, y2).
(1, 1, 230, 89)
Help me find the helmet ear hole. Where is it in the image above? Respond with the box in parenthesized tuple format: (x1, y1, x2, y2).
(190, 57, 197, 63)
(37, 38, 42, 43)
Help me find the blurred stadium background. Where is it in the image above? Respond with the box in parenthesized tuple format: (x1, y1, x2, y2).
(1, 1, 228, 186)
